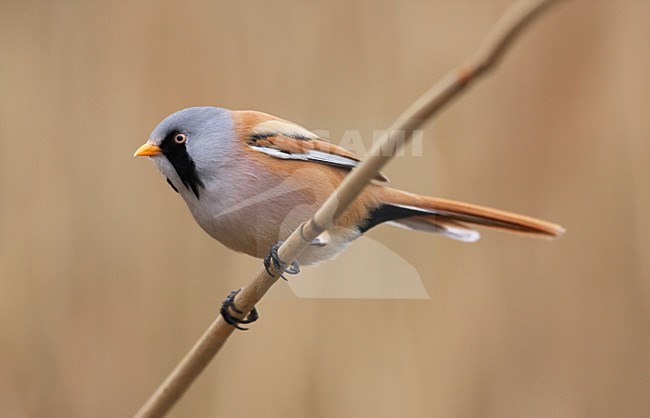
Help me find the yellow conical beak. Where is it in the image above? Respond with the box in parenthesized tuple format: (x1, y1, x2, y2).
(133, 142, 162, 157)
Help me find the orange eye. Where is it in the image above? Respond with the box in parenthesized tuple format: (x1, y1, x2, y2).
(174, 133, 187, 144)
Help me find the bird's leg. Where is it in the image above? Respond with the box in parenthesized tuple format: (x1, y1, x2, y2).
(220, 289, 259, 331)
(263, 241, 300, 280)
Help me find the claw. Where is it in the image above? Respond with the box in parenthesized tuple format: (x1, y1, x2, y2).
(263, 241, 300, 280)
(220, 289, 259, 331)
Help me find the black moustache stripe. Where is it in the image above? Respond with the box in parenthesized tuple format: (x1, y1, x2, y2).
(159, 132, 204, 198)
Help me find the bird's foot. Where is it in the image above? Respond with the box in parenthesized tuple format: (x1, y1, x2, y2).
(220, 289, 259, 331)
(263, 241, 300, 280)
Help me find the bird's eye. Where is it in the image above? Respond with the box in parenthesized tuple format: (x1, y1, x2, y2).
(174, 133, 187, 144)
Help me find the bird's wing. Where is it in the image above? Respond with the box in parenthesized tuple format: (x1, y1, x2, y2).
(240, 115, 388, 182)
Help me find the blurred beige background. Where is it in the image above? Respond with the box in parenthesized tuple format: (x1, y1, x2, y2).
(1, 1, 649, 417)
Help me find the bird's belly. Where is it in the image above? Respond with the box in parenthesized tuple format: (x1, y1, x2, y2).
(198, 212, 360, 265)
(185, 192, 360, 265)
(181, 183, 354, 264)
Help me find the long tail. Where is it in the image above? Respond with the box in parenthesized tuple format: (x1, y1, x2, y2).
(362, 188, 565, 242)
